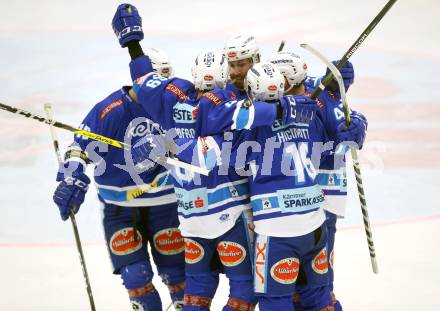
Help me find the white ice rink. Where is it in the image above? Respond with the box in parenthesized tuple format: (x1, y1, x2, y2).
(0, 0, 439, 310)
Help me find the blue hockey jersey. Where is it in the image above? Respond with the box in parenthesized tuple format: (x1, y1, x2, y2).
(66, 87, 175, 207)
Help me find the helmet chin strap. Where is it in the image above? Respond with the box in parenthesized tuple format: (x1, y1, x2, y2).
(285, 83, 294, 94)
(285, 77, 307, 94)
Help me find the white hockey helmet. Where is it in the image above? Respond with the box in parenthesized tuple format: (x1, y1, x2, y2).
(245, 62, 284, 101)
(144, 47, 174, 78)
(267, 51, 308, 90)
(224, 34, 261, 64)
(191, 51, 228, 92)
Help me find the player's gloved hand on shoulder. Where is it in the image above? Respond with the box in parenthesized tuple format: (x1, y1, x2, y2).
(112, 3, 143, 48)
(279, 95, 319, 125)
(53, 162, 90, 221)
(324, 60, 354, 93)
(335, 111, 368, 149)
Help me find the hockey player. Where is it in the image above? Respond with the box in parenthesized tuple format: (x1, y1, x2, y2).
(144, 47, 175, 78)
(223, 34, 261, 100)
(170, 52, 259, 311)
(52, 84, 187, 310)
(267, 51, 364, 310)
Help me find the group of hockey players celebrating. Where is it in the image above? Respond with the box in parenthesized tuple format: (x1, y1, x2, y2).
(53, 3, 367, 311)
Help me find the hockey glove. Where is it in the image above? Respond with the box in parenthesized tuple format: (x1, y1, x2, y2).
(325, 60, 355, 93)
(53, 172, 90, 221)
(335, 111, 368, 150)
(280, 95, 319, 125)
(112, 3, 144, 48)
(132, 133, 176, 173)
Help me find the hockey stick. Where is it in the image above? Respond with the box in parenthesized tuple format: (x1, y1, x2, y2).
(278, 40, 286, 52)
(310, 0, 397, 100)
(301, 44, 379, 274)
(0, 102, 209, 176)
(44, 104, 97, 310)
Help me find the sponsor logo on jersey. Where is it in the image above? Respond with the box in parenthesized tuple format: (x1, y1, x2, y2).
(175, 188, 209, 215)
(217, 241, 247, 267)
(194, 196, 204, 208)
(202, 92, 222, 106)
(153, 228, 185, 255)
(254, 235, 268, 293)
(229, 186, 239, 197)
(328, 175, 335, 185)
(312, 248, 328, 274)
(129, 118, 163, 138)
(329, 248, 334, 269)
(268, 85, 277, 91)
(99, 99, 123, 121)
(109, 228, 142, 256)
(277, 186, 325, 213)
(184, 238, 204, 264)
(270, 257, 300, 284)
(175, 127, 195, 139)
(229, 91, 237, 100)
(219, 213, 230, 222)
(166, 83, 189, 101)
(262, 199, 272, 209)
(192, 108, 199, 120)
(173, 102, 197, 124)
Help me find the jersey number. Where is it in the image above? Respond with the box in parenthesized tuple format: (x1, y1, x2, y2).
(145, 74, 167, 88)
(284, 143, 317, 184)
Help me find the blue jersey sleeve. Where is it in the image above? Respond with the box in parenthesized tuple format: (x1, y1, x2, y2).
(195, 90, 278, 136)
(129, 55, 154, 81)
(68, 90, 125, 165)
(133, 74, 197, 130)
